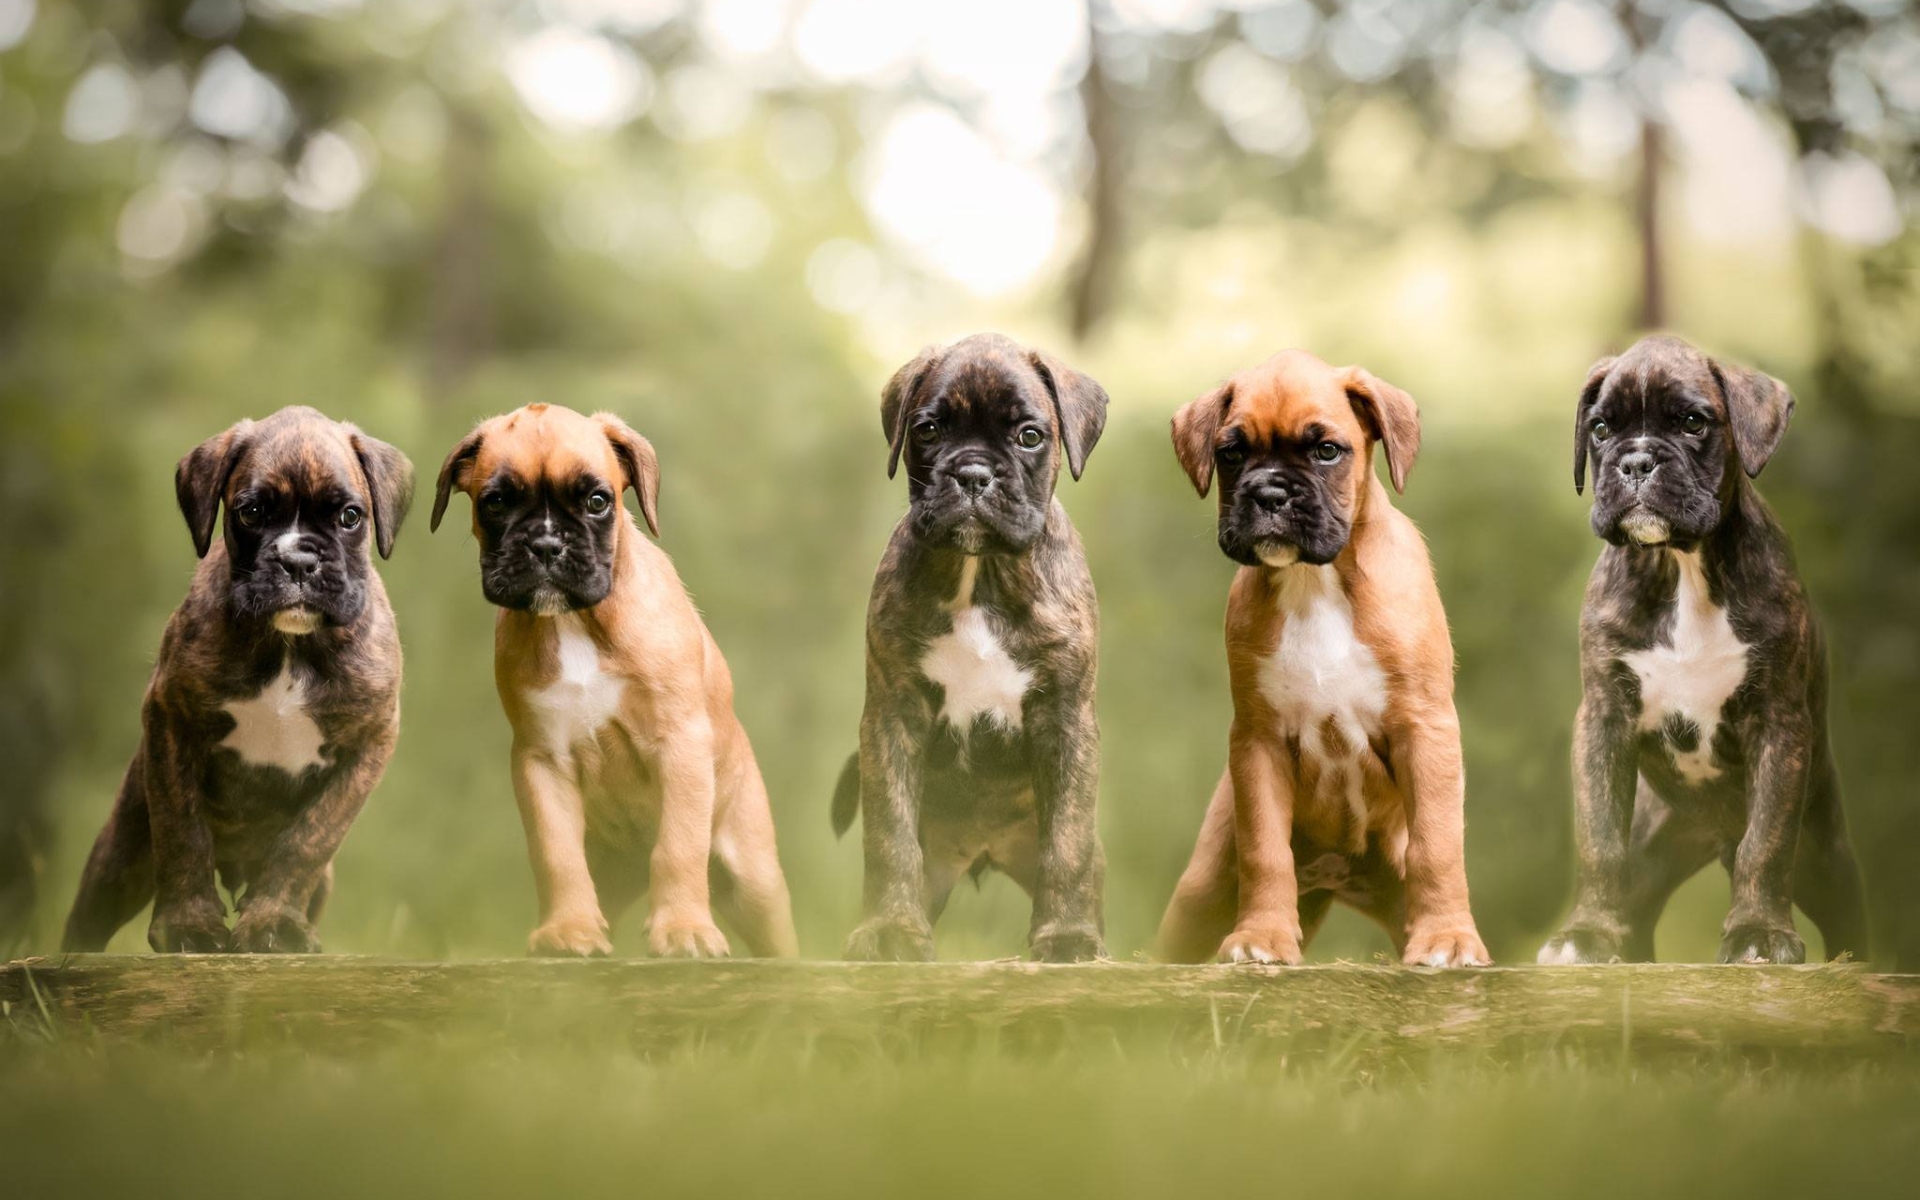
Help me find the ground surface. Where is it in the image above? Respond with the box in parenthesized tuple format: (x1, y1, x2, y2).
(4, 957, 1916, 1199)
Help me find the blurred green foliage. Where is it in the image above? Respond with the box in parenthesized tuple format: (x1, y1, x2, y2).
(1, 0, 1916, 971)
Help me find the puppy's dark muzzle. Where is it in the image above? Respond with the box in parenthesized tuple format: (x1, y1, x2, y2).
(276, 548, 322, 584)
(1615, 450, 1658, 490)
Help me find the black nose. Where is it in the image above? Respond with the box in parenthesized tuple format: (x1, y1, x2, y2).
(953, 464, 994, 498)
(529, 534, 564, 564)
(1617, 452, 1657, 484)
(1250, 482, 1293, 514)
(278, 551, 320, 583)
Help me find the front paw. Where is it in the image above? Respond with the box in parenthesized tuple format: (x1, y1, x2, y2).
(1030, 923, 1106, 963)
(1218, 923, 1303, 966)
(1537, 923, 1624, 964)
(844, 914, 935, 962)
(1718, 921, 1805, 965)
(231, 901, 320, 954)
(529, 911, 613, 958)
(148, 903, 230, 954)
(1405, 922, 1490, 967)
(646, 908, 730, 959)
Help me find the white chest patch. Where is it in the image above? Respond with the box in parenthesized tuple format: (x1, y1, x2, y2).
(1256, 566, 1389, 841)
(919, 557, 1033, 743)
(527, 616, 626, 754)
(1623, 549, 1750, 785)
(220, 664, 327, 775)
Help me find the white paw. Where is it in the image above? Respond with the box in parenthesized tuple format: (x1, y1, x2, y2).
(1536, 940, 1581, 966)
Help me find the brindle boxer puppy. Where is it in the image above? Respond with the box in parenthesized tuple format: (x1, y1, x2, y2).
(433, 404, 796, 959)
(1539, 335, 1868, 965)
(63, 407, 412, 953)
(1154, 351, 1489, 967)
(831, 333, 1109, 962)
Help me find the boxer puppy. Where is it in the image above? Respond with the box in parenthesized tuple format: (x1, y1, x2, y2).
(432, 404, 796, 959)
(1153, 351, 1489, 967)
(1539, 335, 1868, 965)
(63, 406, 412, 953)
(831, 333, 1109, 962)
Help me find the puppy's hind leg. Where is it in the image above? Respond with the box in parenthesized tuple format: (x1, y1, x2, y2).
(710, 734, 798, 958)
(62, 761, 157, 952)
(1791, 755, 1870, 962)
(1153, 771, 1239, 964)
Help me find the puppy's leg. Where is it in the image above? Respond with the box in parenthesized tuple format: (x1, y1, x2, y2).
(1719, 710, 1812, 964)
(645, 716, 729, 959)
(1153, 770, 1238, 964)
(1618, 782, 1716, 962)
(1539, 693, 1641, 964)
(1028, 695, 1106, 963)
(1396, 705, 1490, 967)
(846, 695, 937, 962)
(62, 759, 157, 952)
(514, 744, 613, 958)
(709, 728, 798, 959)
(1787, 750, 1868, 962)
(140, 719, 231, 954)
(1218, 726, 1304, 965)
(234, 724, 396, 953)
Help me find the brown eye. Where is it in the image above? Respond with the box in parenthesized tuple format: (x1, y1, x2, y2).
(1016, 426, 1044, 450)
(912, 419, 939, 445)
(585, 493, 611, 515)
(1681, 413, 1707, 435)
(338, 506, 363, 530)
(1217, 446, 1244, 467)
(235, 501, 265, 529)
(1592, 420, 1611, 442)
(1313, 442, 1344, 463)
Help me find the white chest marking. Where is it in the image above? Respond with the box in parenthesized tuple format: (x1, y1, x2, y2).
(527, 616, 626, 753)
(920, 557, 1033, 743)
(1256, 565, 1389, 844)
(1623, 549, 1749, 785)
(220, 664, 327, 775)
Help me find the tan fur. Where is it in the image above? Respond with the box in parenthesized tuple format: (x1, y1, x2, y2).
(446, 404, 796, 959)
(1155, 352, 1488, 967)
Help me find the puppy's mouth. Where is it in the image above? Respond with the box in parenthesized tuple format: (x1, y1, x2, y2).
(528, 585, 575, 617)
(950, 516, 989, 555)
(1255, 541, 1302, 568)
(271, 607, 323, 635)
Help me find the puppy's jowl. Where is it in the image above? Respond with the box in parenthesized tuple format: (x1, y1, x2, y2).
(434, 404, 797, 959)
(834, 333, 1110, 962)
(64, 407, 413, 954)
(1154, 352, 1488, 968)
(1540, 336, 1868, 965)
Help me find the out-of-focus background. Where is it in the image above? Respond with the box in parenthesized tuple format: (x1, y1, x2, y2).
(1, 0, 1915, 968)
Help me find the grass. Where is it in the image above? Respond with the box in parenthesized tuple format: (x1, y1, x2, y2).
(4, 1002, 1917, 1200)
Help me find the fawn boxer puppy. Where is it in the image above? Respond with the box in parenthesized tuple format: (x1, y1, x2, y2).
(1154, 351, 1488, 967)
(64, 406, 413, 953)
(1539, 335, 1868, 964)
(432, 404, 796, 959)
(832, 333, 1109, 962)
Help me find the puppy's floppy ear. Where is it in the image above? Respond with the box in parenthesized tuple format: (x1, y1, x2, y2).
(882, 346, 939, 480)
(1170, 383, 1232, 498)
(1710, 357, 1795, 479)
(349, 429, 414, 560)
(430, 426, 485, 533)
(1342, 367, 1420, 494)
(175, 420, 253, 558)
(595, 412, 661, 537)
(1573, 356, 1615, 496)
(1029, 351, 1110, 481)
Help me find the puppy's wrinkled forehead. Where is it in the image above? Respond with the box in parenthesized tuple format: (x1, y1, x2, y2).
(1227, 350, 1366, 443)
(923, 338, 1054, 425)
(473, 403, 620, 487)
(231, 405, 366, 496)
(1597, 336, 1723, 412)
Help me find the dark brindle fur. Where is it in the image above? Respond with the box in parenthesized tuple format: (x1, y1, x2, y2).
(63, 407, 412, 954)
(1540, 336, 1868, 965)
(832, 333, 1109, 962)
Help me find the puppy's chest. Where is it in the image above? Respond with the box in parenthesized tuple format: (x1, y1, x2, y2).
(525, 620, 628, 754)
(217, 663, 330, 777)
(1255, 568, 1389, 752)
(1620, 551, 1751, 786)
(919, 606, 1034, 744)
